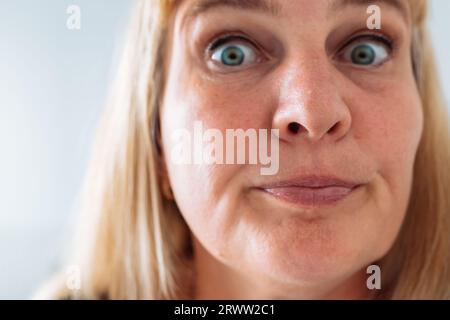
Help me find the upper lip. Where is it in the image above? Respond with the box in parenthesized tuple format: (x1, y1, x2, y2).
(259, 175, 363, 189)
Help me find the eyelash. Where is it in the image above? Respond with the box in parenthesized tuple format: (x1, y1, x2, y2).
(337, 33, 393, 54)
(206, 32, 395, 67)
(362, 34, 392, 47)
(207, 33, 260, 54)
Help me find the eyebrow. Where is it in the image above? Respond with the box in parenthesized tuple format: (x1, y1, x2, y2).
(330, 0, 409, 23)
(182, 0, 281, 28)
(182, 0, 409, 28)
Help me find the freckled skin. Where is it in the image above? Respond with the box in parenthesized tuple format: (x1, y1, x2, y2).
(160, 0, 423, 299)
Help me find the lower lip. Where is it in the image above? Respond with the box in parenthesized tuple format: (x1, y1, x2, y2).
(261, 185, 360, 207)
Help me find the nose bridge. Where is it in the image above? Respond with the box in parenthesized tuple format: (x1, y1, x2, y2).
(279, 53, 335, 110)
(272, 52, 351, 143)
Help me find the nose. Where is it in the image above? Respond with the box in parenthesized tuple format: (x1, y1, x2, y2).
(271, 58, 352, 144)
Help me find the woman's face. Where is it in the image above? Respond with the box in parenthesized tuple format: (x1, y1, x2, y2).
(160, 0, 423, 296)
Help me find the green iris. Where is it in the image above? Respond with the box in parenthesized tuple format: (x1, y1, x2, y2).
(351, 44, 376, 65)
(221, 46, 245, 66)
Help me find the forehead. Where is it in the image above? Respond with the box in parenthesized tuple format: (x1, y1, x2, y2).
(179, 0, 410, 28)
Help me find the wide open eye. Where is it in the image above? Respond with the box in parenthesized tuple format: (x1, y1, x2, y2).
(210, 36, 260, 68)
(341, 36, 392, 66)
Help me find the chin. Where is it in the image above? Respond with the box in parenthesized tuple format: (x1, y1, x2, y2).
(248, 225, 372, 286)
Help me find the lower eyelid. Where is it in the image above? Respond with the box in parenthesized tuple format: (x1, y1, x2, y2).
(336, 39, 393, 63)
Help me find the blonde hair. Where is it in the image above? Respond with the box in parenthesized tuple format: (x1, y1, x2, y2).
(36, 0, 450, 299)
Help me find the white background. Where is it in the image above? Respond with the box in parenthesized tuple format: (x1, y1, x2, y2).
(0, 0, 449, 299)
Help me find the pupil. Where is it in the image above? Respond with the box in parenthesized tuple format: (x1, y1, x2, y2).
(351, 45, 375, 65)
(222, 46, 244, 66)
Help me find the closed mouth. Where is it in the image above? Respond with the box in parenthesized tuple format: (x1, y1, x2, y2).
(257, 175, 364, 207)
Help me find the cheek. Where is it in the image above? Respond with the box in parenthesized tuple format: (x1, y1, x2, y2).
(190, 83, 273, 129)
(352, 79, 423, 181)
(160, 78, 273, 247)
(350, 81, 423, 253)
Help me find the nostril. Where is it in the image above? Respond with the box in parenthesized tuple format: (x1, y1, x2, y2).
(328, 122, 339, 134)
(288, 122, 301, 134)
